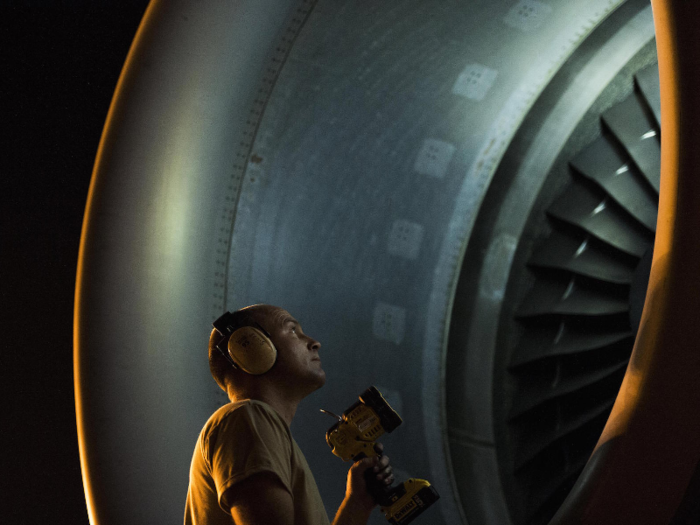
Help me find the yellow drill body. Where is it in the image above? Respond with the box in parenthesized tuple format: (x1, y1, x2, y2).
(323, 387, 439, 525)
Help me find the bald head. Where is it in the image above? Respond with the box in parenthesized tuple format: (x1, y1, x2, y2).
(239, 304, 286, 332)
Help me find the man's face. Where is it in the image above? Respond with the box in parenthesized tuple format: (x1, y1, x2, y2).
(259, 306, 325, 392)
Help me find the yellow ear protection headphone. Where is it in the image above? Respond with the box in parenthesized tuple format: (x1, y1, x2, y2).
(212, 311, 278, 375)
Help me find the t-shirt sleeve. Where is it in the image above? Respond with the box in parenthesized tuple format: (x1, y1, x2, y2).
(204, 403, 293, 513)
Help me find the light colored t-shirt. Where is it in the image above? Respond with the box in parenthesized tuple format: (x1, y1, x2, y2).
(184, 399, 330, 525)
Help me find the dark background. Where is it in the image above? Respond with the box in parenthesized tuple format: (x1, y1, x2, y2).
(3, 2, 149, 523)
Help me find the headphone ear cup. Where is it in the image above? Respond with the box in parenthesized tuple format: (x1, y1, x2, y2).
(227, 326, 277, 375)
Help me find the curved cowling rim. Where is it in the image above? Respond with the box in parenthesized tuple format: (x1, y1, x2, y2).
(75, 1, 307, 523)
(550, 1, 700, 523)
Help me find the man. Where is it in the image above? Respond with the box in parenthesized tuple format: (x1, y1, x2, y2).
(185, 304, 394, 525)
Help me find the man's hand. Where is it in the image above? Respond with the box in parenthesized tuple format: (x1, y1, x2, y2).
(347, 443, 394, 510)
(332, 443, 394, 525)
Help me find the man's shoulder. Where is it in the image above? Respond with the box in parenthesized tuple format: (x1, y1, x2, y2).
(199, 399, 294, 475)
(207, 399, 251, 422)
(204, 399, 289, 437)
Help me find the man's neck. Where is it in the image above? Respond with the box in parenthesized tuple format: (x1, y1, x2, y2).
(229, 386, 301, 427)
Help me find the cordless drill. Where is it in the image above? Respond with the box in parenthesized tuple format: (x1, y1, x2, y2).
(322, 386, 439, 525)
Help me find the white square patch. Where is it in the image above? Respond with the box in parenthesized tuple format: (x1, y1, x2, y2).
(503, 0, 553, 32)
(388, 220, 425, 260)
(452, 63, 498, 101)
(414, 139, 456, 179)
(372, 303, 407, 345)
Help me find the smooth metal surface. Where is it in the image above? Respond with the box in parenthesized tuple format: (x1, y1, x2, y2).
(74, 1, 665, 525)
(75, 1, 309, 523)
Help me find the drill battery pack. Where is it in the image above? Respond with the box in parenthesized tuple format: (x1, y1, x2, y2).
(383, 479, 440, 525)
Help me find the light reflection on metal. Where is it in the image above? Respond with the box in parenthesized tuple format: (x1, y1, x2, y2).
(74, 3, 156, 523)
(550, 1, 700, 522)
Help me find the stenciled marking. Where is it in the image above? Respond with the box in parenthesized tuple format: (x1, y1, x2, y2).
(452, 63, 498, 101)
(504, 0, 553, 32)
(388, 220, 425, 260)
(414, 139, 456, 179)
(372, 302, 407, 345)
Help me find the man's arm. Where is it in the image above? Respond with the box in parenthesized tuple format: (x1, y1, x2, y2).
(227, 472, 294, 525)
(332, 451, 394, 525)
(226, 449, 393, 525)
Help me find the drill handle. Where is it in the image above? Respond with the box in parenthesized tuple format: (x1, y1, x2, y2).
(361, 447, 395, 508)
(364, 467, 395, 507)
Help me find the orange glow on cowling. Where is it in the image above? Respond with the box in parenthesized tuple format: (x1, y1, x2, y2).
(599, 0, 693, 451)
(550, 2, 700, 523)
(73, 3, 156, 524)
